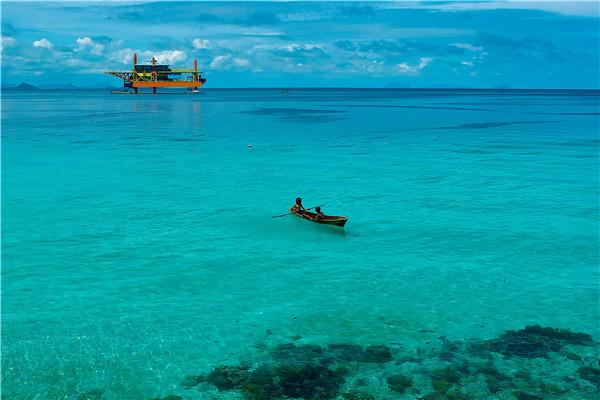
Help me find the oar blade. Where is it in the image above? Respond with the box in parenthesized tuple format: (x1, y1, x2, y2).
(272, 213, 290, 218)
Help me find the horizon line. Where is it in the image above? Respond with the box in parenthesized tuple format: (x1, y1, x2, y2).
(3, 86, 600, 91)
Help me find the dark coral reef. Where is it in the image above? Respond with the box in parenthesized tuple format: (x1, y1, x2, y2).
(170, 325, 597, 400)
(478, 325, 593, 358)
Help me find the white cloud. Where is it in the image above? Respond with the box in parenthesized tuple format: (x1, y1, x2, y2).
(396, 62, 412, 73)
(111, 48, 135, 64)
(351, 59, 385, 74)
(192, 38, 210, 49)
(281, 43, 322, 53)
(234, 58, 250, 67)
(207, 55, 250, 70)
(209, 55, 230, 69)
(33, 38, 53, 49)
(152, 50, 187, 64)
(109, 49, 187, 66)
(1, 36, 16, 48)
(76, 36, 104, 55)
(278, 11, 332, 22)
(1, 36, 16, 54)
(418, 57, 433, 69)
(396, 57, 434, 75)
(451, 43, 484, 52)
(76, 37, 93, 47)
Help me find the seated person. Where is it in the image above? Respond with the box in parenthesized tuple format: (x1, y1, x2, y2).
(314, 206, 325, 222)
(290, 197, 306, 214)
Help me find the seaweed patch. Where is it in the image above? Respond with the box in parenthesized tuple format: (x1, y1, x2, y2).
(176, 325, 596, 400)
(434, 121, 555, 130)
(478, 325, 593, 358)
(238, 108, 346, 123)
(577, 366, 600, 388)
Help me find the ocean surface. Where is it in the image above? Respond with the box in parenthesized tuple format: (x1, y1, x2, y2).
(2, 89, 599, 400)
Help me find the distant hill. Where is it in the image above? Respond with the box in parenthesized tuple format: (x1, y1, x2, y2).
(3, 82, 118, 90)
(38, 83, 81, 90)
(5, 82, 40, 91)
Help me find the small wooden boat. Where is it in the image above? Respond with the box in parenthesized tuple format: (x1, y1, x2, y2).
(292, 210, 348, 227)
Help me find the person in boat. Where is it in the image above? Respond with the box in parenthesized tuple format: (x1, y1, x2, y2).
(290, 197, 306, 214)
(314, 206, 325, 222)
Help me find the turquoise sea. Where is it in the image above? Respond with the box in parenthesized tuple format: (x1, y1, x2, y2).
(2, 89, 599, 400)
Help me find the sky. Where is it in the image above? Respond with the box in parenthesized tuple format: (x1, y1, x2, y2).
(1, 1, 599, 88)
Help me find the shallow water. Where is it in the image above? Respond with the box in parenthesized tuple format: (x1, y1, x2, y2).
(2, 89, 599, 399)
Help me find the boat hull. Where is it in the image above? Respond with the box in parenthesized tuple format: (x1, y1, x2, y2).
(292, 210, 348, 227)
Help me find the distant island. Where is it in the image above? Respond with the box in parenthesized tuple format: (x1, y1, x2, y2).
(4, 82, 40, 91)
(2, 82, 116, 90)
(38, 83, 80, 90)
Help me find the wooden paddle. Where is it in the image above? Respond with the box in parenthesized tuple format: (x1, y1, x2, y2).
(272, 205, 325, 218)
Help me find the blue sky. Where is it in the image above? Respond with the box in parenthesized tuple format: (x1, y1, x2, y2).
(1, 1, 599, 88)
